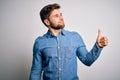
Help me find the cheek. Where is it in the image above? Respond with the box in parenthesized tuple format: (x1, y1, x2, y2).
(49, 17, 59, 25)
(53, 18, 59, 23)
(51, 19, 59, 25)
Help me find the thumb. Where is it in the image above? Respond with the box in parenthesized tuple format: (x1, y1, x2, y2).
(98, 28, 102, 37)
(97, 29, 102, 42)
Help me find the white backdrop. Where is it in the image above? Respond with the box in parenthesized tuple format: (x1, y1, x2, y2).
(0, 0, 120, 80)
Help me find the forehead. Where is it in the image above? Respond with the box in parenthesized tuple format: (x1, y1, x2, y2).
(50, 9, 61, 16)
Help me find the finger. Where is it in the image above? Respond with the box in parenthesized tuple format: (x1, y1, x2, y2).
(99, 39, 108, 44)
(100, 37, 108, 42)
(104, 36, 108, 41)
(102, 42, 108, 46)
(98, 29, 102, 37)
(99, 40, 108, 46)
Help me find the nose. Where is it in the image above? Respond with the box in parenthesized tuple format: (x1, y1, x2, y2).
(59, 13, 64, 20)
(59, 15, 64, 21)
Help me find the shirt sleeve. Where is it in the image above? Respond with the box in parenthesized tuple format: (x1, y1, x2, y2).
(76, 33, 103, 66)
(29, 39, 42, 80)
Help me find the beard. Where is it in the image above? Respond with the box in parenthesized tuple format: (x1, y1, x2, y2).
(50, 21, 65, 30)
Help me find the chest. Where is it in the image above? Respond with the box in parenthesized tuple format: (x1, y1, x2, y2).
(40, 36, 78, 59)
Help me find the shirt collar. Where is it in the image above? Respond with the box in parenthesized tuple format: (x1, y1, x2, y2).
(45, 29, 66, 38)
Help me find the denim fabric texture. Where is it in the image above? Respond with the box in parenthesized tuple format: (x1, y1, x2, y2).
(30, 29, 102, 80)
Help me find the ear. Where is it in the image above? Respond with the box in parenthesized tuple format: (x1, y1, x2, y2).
(44, 19, 50, 26)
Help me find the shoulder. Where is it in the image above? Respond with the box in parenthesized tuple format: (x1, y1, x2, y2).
(35, 36, 45, 42)
(63, 29, 82, 38)
(64, 29, 85, 46)
(34, 31, 49, 43)
(33, 33, 47, 48)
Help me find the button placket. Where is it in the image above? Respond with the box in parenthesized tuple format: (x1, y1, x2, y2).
(56, 36, 62, 80)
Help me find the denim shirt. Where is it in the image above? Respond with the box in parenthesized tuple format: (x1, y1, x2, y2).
(30, 29, 103, 80)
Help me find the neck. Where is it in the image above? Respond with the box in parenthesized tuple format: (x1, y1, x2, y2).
(49, 28, 61, 36)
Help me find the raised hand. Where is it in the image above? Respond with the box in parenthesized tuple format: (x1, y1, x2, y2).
(97, 29, 108, 48)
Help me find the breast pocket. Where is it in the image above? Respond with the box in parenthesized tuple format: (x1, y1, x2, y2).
(64, 46, 76, 59)
(42, 46, 57, 58)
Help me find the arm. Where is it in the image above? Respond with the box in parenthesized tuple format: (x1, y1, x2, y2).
(30, 40, 42, 80)
(77, 43, 103, 66)
(76, 29, 108, 66)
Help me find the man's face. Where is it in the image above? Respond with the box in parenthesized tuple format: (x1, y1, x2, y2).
(48, 9, 65, 30)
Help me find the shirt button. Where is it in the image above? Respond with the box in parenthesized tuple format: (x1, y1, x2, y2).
(59, 68, 62, 71)
(58, 57, 61, 60)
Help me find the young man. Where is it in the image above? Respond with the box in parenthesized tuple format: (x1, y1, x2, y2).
(30, 3, 108, 80)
